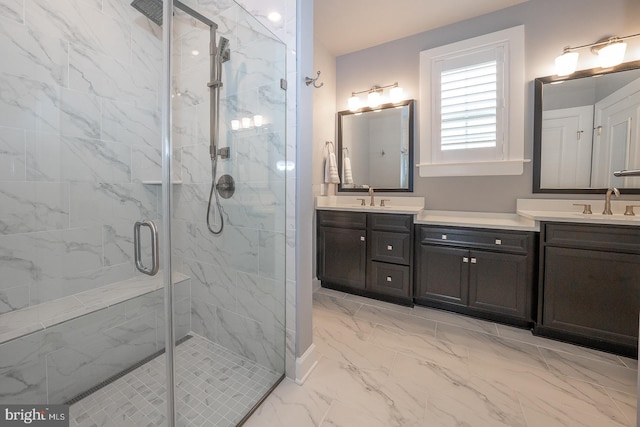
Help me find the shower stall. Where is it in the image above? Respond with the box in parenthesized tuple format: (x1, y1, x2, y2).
(0, 0, 287, 425)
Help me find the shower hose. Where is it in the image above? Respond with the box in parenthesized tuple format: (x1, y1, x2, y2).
(206, 155, 225, 235)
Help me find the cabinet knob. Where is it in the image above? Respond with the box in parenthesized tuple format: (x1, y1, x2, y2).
(386, 276, 393, 282)
(441, 234, 448, 240)
(360, 236, 365, 242)
(463, 257, 469, 263)
(495, 239, 502, 245)
(387, 245, 393, 251)
(471, 258, 477, 264)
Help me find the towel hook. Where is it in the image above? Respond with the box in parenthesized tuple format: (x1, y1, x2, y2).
(324, 141, 335, 154)
(342, 147, 350, 157)
(305, 71, 324, 89)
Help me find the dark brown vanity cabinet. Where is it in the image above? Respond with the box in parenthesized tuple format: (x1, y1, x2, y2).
(415, 225, 537, 325)
(317, 210, 413, 305)
(535, 222, 640, 357)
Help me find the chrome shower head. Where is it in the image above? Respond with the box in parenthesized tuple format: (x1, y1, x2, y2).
(218, 37, 231, 62)
(131, 0, 163, 26)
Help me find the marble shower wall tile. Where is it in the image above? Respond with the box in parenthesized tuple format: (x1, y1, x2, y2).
(26, 132, 131, 183)
(185, 257, 236, 313)
(0, 182, 69, 234)
(0, 74, 62, 134)
(0, 127, 26, 181)
(0, 285, 30, 315)
(0, 18, 68, 87)
(102, 100, 160, 148)
(69, 182, 158, 228)
(0, 0, 24, 23)
(258, 230, 286, 280)
(236, 271, 284, 329)
(25, 0, 130, 63)
(215, 306, 285, 372)
(69, 45, 157, 110)
(46, 310, 158, 403)
(175, 220, 259, 275)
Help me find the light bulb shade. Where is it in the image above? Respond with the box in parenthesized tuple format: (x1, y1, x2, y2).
(555, 51, 579, 76)
(253, 114, 263, 127)
(390, 86, 404, 103)
(348, 95, 360, 112)
(598, 42, 626, 68)
(368, 91, 382, 108)
(231, 119, 240, 130)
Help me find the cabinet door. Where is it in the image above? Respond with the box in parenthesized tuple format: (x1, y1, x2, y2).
(416, 244, 468, 305)
(542, 246, 640, 340)
(317, 226, 367, 290)
(468, 250, 529, 319)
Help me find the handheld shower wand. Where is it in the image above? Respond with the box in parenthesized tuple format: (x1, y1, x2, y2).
(206, 35, 231, 235)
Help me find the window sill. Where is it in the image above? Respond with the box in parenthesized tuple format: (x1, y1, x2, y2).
(418, 159, 530, 177)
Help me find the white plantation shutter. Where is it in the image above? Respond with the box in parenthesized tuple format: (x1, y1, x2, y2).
(427, 41, 511, 165)
(419, 26, 525, 177)
(440, 61, 498, 151)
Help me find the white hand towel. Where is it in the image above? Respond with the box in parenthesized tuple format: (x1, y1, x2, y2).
(343, 156, 353, 184)
(324, 152, 340, 184)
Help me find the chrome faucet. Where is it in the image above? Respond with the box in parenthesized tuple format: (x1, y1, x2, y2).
(368, 187, 375, 206)
(603, 187, 620, 215)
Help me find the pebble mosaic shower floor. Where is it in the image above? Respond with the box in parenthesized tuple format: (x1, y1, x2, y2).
(68, 334, 281, 426)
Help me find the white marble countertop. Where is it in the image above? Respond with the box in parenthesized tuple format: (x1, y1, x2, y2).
(517, 199, 640, 226)
(315, 195, 425, 214)
(415, 210, 539, 231)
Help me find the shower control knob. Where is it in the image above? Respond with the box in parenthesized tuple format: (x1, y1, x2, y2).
(216, 175, 235, 199)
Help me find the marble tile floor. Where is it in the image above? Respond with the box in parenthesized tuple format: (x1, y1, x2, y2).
(245, 288, 638, 427)
(69, 334, 281, 427)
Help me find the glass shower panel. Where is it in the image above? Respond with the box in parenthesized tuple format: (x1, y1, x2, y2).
(0, 0, 169, 422)
(170, 0, 287, 425)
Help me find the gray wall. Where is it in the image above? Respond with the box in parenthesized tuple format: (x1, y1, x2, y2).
(335, 0, 640, 212)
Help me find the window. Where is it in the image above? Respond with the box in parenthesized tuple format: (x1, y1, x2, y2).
(419, 26, 525, 177)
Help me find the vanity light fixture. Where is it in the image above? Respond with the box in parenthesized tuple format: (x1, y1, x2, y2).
(231, 115, 264, 131)
(555, 33, 640, 76)
(348, 82, 403, 111)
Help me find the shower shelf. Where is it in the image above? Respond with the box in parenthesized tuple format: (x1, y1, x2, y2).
(142, 180, 183, 185)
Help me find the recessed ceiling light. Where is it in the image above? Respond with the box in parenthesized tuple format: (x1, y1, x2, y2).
(191, 50, 200, 56)
(268, 11, 282, 22)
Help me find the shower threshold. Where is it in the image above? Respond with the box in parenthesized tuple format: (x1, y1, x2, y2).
(68, 333, 282, 427)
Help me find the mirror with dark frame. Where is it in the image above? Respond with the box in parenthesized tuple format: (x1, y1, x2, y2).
(533, 60, 640, 194)
(337, 99, 414, 192)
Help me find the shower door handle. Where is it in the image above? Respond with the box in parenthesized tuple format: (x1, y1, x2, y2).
(134, 220, 159, 276)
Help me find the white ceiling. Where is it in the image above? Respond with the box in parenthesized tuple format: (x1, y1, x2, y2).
(314, 0, 529, 57)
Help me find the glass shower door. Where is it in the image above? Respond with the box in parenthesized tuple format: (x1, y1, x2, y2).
(0, 0, 170, 423)
(168, 0, 287, 425)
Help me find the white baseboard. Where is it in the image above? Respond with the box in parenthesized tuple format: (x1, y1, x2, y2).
(312, 278, 321, 293)
(295, 343, 318, 385)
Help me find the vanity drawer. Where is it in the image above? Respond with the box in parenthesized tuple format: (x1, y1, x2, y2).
(544, 222, 640, 253)
(317, 210, 367, 229)
(370, 214, 412, 233)
(418, 226, 531, 254)
(371, 231, 411, 265)
(369, 262, 410, 298)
